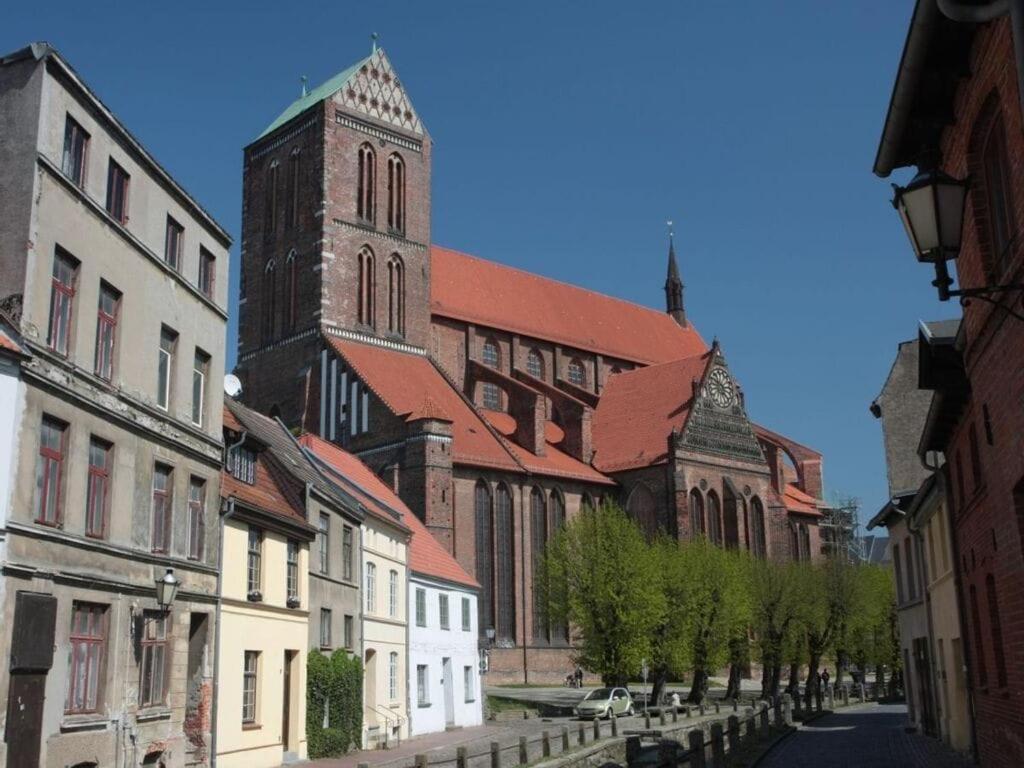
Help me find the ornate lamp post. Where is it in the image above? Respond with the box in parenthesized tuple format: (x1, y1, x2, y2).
(155, 568, 181, 612)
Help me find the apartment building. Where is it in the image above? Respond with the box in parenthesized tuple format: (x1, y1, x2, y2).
(0, 43, 231, 768)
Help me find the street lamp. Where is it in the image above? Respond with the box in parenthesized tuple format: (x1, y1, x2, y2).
(892, 168, 1024, 316)
(155, 568, 180, 611)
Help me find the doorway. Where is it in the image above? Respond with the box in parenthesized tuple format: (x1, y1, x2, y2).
(442, 657, 455, 728)
(283, 650, 297, 754)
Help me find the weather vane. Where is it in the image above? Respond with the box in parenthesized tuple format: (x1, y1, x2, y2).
(667, 219, 674, 239)
(371, 32, 379, 54)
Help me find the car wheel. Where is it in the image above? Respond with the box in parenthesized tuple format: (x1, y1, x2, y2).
(627, 704, 635, 717)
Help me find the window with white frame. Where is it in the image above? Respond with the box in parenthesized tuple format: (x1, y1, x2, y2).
(320, 608, 332, 649)
(417, 664, 429, 706)
(365, 562, 376, 613)
(415, 588, 427, 627)
(242, 651, 259, 724)
(462, 596, 471, 632)
(439, 593, 450, 630)
(388, 569, 398, 618)
(464, 665, 475, 702)
(157, 326, 177, 410)
(388, 652, 398, 701)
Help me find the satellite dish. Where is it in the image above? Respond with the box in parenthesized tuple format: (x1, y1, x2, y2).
(223, 374, 243, 398)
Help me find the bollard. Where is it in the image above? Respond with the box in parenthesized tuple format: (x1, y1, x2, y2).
(578, 721, 586, 746)
(416, 755, 428, 768)
(782, 694, 793, 726)
(490, 742, 500, 768)
(519, 736, 528, 765)
(626, 735, 642, 764)
(644, 712, 651, 729)
(825, 685, 834, 710)
(732, 698, 739, 713)
(859, 683, 866, 703)
(672, 708, 678, 723)
(699, 702, 706, 717)
(727, 715, 740, 755)
(457, 747, 468, 768)
(659, 709, 667, 726)
(541, 731, 551, 758)
(684, 705, 692, 718)
(592, 716, 600, 740)
(561, 726, 570, 752)
(760, 703, 770, 738)
(714, 701, 721, 714)
(710, 723, 726, 768)
(841, 685, 850, 707)
(611, 714, 618, 737)
(688, 728, 706, 768)
(744, 707, 756, 745)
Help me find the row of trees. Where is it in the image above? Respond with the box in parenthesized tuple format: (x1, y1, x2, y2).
(541, 502, 898, 707)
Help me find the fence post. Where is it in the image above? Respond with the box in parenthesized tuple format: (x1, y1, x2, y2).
(611, 714, 618, 737)
(732, 698, 739, 713)
(519, 736, 528, 765)
(714, 701, 721, 715)
(841, 685, 850, 707)
(710, 723, 726, 768)
(626, 735, 642, 764)
(542, 731, 551, 758)
(672, 708, 678, 724)
(727, 715, 740, 755)
(644, 712, 652, 729)
(859, 683, 866, 703)
(744, 707, 756, 745)
(760, 703, 770, 739)
(684, 705, 692, 718)
(658, 738, 676, 768)
(578, 721, 586, 746)
(659, 709, 667, 726)
(782, 694, 793, 726)
(687, 729, 706, 768)
(561, 726, 570, 752)
(699, 702, 706, 717)
(825, 685, 834, 710)
(490, 741, 500, 768)
(593, 717, 600, 741)
(457, 747, 468, 768)
(416, 755, 428, 768)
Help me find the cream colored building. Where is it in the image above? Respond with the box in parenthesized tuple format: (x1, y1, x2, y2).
(0, 43, 230, 768)
(216, 403, 317, 767)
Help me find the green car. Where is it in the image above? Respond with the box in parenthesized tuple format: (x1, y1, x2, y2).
(574, 687, 634, 719)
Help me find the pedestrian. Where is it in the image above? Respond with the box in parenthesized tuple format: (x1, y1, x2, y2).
(821, 668, 831, 691)
(669, 691, 681, 711)
(574, 665, 583, 689)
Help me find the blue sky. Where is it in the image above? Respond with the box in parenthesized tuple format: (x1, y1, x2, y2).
(5, 0, 946, 522)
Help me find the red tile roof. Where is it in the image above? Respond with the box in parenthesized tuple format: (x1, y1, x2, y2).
(300, 434, 478, 589)
(479, 410, 616, 486)
(431, 246, 707, 365)
(591, 352, 712, 472)
(784, 483, 824, 516)
(325, 336, 520, 471)
(220, 440, 309, 527)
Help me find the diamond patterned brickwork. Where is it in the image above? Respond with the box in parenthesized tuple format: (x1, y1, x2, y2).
(335, 49, 423, 135)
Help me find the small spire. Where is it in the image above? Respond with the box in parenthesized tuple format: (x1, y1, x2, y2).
(300, 75, 308, 98)
(664, 219, 686, 327)
(371, 32, 379, 54)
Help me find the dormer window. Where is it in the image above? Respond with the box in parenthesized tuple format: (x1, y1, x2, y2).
(230, 446, 256, 484)
(567, 358, 586, 388)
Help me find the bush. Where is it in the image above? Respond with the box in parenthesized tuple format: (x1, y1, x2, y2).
(307, 650, 363, 758)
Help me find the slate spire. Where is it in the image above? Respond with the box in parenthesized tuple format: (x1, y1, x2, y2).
(665, 223, 686, 327)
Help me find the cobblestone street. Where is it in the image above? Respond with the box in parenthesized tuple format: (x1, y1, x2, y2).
(759, 704, 972, 768)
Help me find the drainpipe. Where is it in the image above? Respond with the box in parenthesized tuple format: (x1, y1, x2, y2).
(937, 0, 1024, 127)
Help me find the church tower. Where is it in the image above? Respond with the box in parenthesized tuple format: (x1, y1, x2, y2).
(665, 232, 686, 327)
(236, 44, 432, 421)
(239, 44, 432, 355)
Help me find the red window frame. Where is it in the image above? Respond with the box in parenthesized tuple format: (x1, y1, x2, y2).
(139, 611, 169, 707)
(62, 115, 89, 187)
(199, 247, 215, 298)
(151, 464, 172, 553)
(106, 160, 130, 225)
(165, 216, 183, 271)
(66, 602, 107, 714)
(86, 437, 112, 538)
(48, 251, 77, 356)
(94, 283, 119, 381)
(187, 477, 205, 561)
(36, 416, 67, 526)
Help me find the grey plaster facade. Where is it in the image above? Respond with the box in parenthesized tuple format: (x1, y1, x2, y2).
(0, 44, 230, 768)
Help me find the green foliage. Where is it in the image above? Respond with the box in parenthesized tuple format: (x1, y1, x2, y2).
(544, 501, 666, 685)
(306, 649, 363, 759)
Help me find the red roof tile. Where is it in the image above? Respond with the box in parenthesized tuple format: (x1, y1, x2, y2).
(592, 352, 712, 472)
(325, 336, 520, 471)
(784, 483, 824, 516)
(479, 410, 616, 486)
(431, 246, 707, 365)
(221, 461, 308, 529)
(300, 434, 478, 589)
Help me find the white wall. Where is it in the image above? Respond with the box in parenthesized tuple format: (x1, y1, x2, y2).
(408, 575, 483, 736)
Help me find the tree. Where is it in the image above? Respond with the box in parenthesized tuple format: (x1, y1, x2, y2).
(749, 558, 802, 699)
(842, 564, 897, 692)
(544, 501, 665, 686)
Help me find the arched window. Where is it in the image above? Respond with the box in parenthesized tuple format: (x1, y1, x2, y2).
(707, 490, 722, 546)
(284, 250, 298, 332)
(474, 481, 493, 635)
(495, 483, 516, 643)
(357, 246, 375, 328)
(387, 254, 405, 336)
(387, 153, 405, 233)
(286, 148, 301, 228)
(526, 348, 544, 379)
(357, 143, 376, 223)
(567, 358, 586, 388)
(799, 524, 811, 561)
(530, 487, 548, 642)
(261, 259, 276, 343)
(549, 488, 568, 642)
(689, 488, 705, 538)
(790, 524, 800, 561)
(581, 492, 595, 512)
(265, 160, 279, 236)
(481, 338, 501, 410)
(750, 496, 766, 558)
(627, 483, 658, 540)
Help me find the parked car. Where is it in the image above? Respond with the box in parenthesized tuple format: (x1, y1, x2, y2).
(574, 687, 634, 719)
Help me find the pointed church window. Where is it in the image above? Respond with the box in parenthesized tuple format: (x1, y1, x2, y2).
(689, 488, 705, 539)
(357, 246, 375, 328)
(285, 149, 301, 229)
(495, 483, 516, 644)
(357, 143, 376, 224)
(387, 254, 405, 336)
(284, 250, 298, 333)
(475, 481, 494, 636)
(265, 161, 279, 237)
(262, 259, 276, 343)
(707, 490, 722, 546)
(387, 154, 406, 234)
(530, 487, 548, 643)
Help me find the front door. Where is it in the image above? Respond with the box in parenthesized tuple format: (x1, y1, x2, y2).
(442, 657, 455, 728)
(282, 650, 295, 752)
(5, 592, 58, 768)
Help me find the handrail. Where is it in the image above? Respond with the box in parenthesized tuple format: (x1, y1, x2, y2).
(366, 703, 406, 748)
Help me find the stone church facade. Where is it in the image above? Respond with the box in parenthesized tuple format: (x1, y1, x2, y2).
(236, 46, 824, 682)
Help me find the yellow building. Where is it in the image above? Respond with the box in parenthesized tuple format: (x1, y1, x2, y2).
(306, 439, 412, 749)
(216, 405, 317, 767)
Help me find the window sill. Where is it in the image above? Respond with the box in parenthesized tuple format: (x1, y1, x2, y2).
(242, 722, 262, 731)
(320, 645, 333, 652)
(61, 713, 109, 731)
(137, 707, 172, 723)
(417, 702, 431, 709)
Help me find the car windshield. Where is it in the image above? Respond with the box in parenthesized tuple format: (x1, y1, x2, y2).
(585, 688, 612, 700)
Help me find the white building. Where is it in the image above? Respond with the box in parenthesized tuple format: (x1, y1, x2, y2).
(406, 512, 483, 735)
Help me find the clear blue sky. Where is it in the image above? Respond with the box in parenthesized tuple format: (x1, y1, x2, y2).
(5, 0, 949, 522)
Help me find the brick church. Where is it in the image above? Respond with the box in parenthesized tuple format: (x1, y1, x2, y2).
(236, 45, 825, 681)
